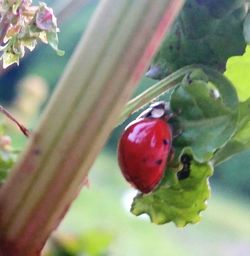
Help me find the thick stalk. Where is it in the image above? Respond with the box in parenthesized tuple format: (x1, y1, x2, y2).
(0, 0, 184, 255)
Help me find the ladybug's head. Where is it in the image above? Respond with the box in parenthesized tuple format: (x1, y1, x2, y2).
(137, 101, 172, 120)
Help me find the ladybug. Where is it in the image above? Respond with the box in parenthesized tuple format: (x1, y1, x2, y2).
(118, 102, 172, 193)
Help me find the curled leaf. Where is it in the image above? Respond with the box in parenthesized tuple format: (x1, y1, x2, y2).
(46, 31, 65, 56)
(170, 68, 239, 162)
(131, 161, 213, 227)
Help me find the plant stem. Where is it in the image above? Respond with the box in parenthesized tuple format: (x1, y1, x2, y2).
(119, 64, 240, 124)
(118, 65, 196, 124)
(0, 105, 30, 137)
(0, 0, 185, 255)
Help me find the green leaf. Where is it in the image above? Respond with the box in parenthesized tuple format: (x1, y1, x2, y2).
(22, 39, 37, 52)
(148, 0, 247, 79)
(170, 69, 239, 162)
(131, 161, 213, 227)
(2, 51, 20, 69)
(225, 46, 250, 101)
(213, 99, 250, 165)
(46, 31, 65, 56)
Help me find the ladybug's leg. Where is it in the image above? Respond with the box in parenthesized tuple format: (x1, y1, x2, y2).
(168, 148, 175, 163)
(172, 128, 183, 138)
(166, 109, 181, 121)
(169, 120, 183, 139)
(184, 72, 193, 85)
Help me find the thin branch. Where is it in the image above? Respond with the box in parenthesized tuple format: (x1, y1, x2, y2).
(0, 105, 30, 137)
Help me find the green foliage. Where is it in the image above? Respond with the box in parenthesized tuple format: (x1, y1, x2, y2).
(47, 230, 112, 256)
(0, 125, 16, 182)
(127, 0, 250, 226)
(128, 58, 250, 225)
(214, 99, 250, 165)
(132, 161, 213, 226)
(148, 0, 247, 79)
(46, 31, 65, 56)
(225, 46, 250, 101)
(0, 150, 15, 181)
(131, 68, 242, 226)
(212, 46, 250, 164)
(170, 69, 239, 162)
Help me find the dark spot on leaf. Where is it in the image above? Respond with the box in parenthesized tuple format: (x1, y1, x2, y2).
(178, 154, 192, 180)
(177, 168, 190, 180)
(181, 154, 192, 164)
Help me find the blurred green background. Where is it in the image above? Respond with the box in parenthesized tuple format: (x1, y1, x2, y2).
(0, 1, 249, 255)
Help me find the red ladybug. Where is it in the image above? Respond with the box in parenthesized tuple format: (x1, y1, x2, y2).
(118, 102, 172, 193)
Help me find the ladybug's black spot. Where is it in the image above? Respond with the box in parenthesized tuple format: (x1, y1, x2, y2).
(155, 159, 163, 165)
(163, 139, 169, 145)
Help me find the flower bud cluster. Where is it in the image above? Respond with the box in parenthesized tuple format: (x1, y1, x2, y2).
(0, 0, 63, 68)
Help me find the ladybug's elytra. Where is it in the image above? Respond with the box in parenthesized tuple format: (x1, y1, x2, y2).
(118, 102, 173, 193)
